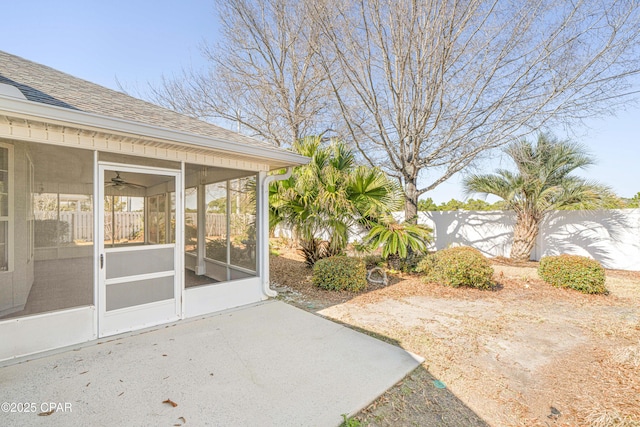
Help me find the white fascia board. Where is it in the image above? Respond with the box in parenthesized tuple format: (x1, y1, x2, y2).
(0, 95, 309, 168)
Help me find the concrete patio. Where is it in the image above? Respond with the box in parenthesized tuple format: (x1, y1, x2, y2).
(0, 300, 421, 426)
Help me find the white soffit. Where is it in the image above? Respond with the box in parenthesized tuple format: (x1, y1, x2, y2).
(0, 115, 268, 172)
(0, 94, 309, 170)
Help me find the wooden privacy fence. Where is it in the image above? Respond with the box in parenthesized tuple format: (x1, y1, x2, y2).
(34, 212, 255, 244)
(185, 213, 255, 237)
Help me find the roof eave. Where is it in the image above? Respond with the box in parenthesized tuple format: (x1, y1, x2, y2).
(0, 95, 310, 168)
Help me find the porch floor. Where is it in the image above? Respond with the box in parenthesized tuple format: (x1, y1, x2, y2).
(0, 300, 421, 426)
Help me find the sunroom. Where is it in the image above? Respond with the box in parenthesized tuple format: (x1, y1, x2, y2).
(0, 51, 307, 362)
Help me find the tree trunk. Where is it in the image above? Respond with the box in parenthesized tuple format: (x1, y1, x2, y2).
(510, 213, 539, 261)
(404, 179, 419, 224)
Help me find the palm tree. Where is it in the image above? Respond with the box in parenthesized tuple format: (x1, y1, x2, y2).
(463, 133, 618, 261)
(271, 136, 403, 266)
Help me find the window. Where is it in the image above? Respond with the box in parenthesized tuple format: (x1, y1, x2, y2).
(0, 142, 94, 320)
(183, 163, 258, 286)
(205, 182, 227, 263)
(147, 194, 167, 244)
(229, 177, 256, 271)
(103, 196, 144, 246)
(185, 187, 198, 254)
(26, 152, 34, 263)
(0, 144, 12, 271)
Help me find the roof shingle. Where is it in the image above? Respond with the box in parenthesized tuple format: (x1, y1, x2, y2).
(0, 50, 274, 150)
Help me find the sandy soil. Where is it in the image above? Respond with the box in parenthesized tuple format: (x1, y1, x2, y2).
(270, 248, 640, 427)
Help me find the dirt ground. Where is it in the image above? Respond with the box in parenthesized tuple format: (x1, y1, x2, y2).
(269, 245, 640, 427)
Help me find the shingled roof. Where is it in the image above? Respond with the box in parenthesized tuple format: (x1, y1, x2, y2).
(0, 50, 274, 150)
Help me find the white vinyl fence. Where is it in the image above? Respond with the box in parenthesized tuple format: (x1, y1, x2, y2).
(275, 209, 640, 271)
(411, 209, 640, 271)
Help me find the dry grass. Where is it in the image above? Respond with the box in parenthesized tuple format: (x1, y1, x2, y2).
(585, 408, 640, 427)
(270, 248, 640, 426)
(610, 345, 640, 368)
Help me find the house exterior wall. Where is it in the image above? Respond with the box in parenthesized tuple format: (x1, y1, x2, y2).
(0, 57, 308, 362)
(0, 129, 273, 363)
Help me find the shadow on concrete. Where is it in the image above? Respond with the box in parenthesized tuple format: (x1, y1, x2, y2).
(0, 301, 422, 427)
(356, 365, 490, 427)
(270, 253, 489, 425)
(321, 318, 489, 427)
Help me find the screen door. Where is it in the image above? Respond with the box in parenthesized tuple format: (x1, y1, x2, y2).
(98, 163, 182, 337)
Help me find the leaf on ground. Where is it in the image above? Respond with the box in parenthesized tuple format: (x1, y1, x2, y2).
(163, 398, 178, 407)
(79, 371, 88, 375)
(433, 380, 446, 389)
(179, 416, 186, 423)
(38, 410, 55, 416)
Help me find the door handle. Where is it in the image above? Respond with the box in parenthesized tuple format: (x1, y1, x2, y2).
(100, 254, 104, 269)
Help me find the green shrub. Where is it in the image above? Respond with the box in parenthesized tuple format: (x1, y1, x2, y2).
(35, 219, 70, 247)
(417, 246, 494, 289)
(400, 252, 427, 273)
(538, 254, 606, 294)
(312, 256, 367, 292)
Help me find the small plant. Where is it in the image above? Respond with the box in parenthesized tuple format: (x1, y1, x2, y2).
(312, 256, 367, 292)
(417, 246, 494, 289)
(538, 254, 607, 294)
(340, 414, 362, 427)
(398, 252, 427, 273)
(269, 247, 281, 256)
(364, 220, 432, 258)
(299, 238, 343, 267)
(363, 218, 432, 270)
(360, 254, 384, 270)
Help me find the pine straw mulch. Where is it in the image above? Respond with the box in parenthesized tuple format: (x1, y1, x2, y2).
(270, 250, 633, 309)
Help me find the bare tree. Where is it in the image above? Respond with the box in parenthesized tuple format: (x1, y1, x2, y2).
(148, 0, 332, 147)
(312, 0, 640, 220)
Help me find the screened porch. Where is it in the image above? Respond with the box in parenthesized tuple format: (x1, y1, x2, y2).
(0, 140, 259, 322)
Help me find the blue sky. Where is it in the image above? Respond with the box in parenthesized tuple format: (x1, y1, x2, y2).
(2, 1, 639, 203)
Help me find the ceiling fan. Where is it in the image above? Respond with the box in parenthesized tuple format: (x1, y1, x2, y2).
(106, 171, 145, 190)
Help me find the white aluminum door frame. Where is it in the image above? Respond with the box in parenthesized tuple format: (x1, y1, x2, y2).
(97, 162, 183, 337)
